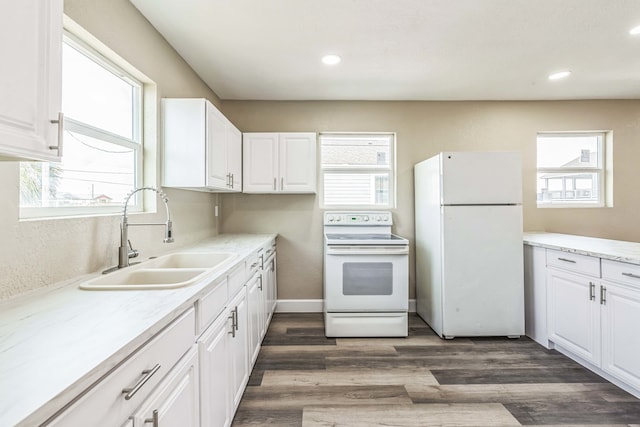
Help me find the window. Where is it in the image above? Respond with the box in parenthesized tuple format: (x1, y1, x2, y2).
(536, 132, 609, 207)
(320, 133, 395, 208)
(20, 31, 144, 218)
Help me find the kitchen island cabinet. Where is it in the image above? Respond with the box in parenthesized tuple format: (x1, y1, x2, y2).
(524, 232, 640, 399)
(0, 0, 63, 161)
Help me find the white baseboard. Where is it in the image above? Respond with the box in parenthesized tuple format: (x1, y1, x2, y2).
(276, 299, 417, 313)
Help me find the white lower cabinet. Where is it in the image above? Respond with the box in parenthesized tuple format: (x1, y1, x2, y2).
(198, 311, 231, 427)
(526, 243, 640, 398)
(48, 308, 196, 427)
(131, 346, 200, 427)
(228, 285, 249, 412)
(247, 271, 262, 366)
(601, 260, 640, 391)
(546, 267, 601, 366)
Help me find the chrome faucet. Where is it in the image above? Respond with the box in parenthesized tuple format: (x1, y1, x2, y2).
(110, 187, 174, 272)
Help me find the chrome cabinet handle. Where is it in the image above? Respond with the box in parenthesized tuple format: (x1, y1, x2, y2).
(259, 254, 264, 269)
(231, 173, 234, 188)
(589, 282, 595, 301)
(600, 285, 607, 305)
(122, 364, 161, 400)
(228, 308, 237, 337)
(622, 272, 640, 279)
(145, 409, 159, 426)
(250, 262, 258, 268)
(273, 177, 276, 190)
(266, 249, 272, 255)
(280, 177, 284, 190)
(233, 306, 239, 331)
(258, 275, 263, 291)
(558, 257, 576, 263)
(49, 112, 64, 156)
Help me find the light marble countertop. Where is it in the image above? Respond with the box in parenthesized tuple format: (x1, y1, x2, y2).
(523, 232, 640, 265)
(0, 233, 276, 427)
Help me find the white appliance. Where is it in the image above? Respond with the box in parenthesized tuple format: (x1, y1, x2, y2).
(414, 152, 524, 339)
(323, 211, 409, 337)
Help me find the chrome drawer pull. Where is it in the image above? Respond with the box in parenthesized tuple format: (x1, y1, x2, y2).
(250, 262, 258, 268)
(122, 364, 161, 400)
(558, 257, 576, 263)
(600, 286, 607, 305)
(145, 409, 159, 426)
(48, 112, 64, 156)
(622, 272, 640, 280)
(258, 275, 263, 291)
(228, 310, 237, 337)
(589, 282, 596, 301)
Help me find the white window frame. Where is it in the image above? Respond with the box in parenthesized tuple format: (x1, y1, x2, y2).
(319, 132, 396, 209)
(536, 131, 609, 208)
(20, 27, 145, 219)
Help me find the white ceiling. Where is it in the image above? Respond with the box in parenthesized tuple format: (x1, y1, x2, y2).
(129, 0, 640, 101)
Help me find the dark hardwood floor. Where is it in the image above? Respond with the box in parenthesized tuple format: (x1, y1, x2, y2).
(231, 313, 640, 426)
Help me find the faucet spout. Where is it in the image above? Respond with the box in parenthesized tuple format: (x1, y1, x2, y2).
(115, 187, 174, 270)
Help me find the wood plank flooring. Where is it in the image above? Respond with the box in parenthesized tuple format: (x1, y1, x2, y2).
(231, 313, 640, 426)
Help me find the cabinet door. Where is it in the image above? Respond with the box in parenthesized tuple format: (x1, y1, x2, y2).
(547, 268, 601, 365)
(228, 287, 249, 411)
(227, 124, 242, 191)
(198, 313, 231, 427)
(0, 0, 63, 161)
(247, 273, 262, 367)
(601, 282, 640, 390)
(266, 254, 277, 322)
(132, 346, 199, 427)
(279, 133, 317, 193)
(206, 102, 229, 189)
(243, 133, 279, 192)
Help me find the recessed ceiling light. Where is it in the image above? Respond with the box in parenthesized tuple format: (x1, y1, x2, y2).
(321, 54, 341, 66)
(630, 25, 640, 35)
(548, 71, 571, 80)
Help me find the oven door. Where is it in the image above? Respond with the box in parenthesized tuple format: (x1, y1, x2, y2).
(324, 245, 408, 312)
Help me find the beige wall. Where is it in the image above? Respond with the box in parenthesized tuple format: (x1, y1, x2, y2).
(0, 0, 220, 300)
(220, 100, 640, 300)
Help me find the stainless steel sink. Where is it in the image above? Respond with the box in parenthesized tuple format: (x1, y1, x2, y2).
(80, 252, 237, 290)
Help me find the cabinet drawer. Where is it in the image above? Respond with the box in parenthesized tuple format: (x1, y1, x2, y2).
(246, 251, 261, 279)
(47, 308, 195, 427)
(546, 249, 600, 278)
(228, 261, 246, 298)
(197, 277, 228, 334)
(602, 259, 640, 289)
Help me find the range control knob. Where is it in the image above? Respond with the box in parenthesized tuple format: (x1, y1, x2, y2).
(382, 215, 389, 222)
(363, 216, 369, 222)
(376, 215, 382, 221)
(336, 216, 341, 222)
(327, 215, 334, 222)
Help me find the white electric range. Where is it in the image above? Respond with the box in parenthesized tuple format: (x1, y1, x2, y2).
(323, 211, 409, 337)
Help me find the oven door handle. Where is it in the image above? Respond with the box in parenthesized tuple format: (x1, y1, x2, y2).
(326, 246, 409, 255)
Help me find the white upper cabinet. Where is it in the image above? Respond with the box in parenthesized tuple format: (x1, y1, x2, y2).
(162, 98, 242, 192)
(0, 0, 63, 161)
(243, 132, 316, 193)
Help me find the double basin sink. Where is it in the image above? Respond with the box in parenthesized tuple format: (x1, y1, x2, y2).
(80, 252, 237, 290)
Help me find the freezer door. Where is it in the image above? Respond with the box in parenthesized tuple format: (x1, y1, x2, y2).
(440, 205, 524, 337)
(440, 151, 522, 205)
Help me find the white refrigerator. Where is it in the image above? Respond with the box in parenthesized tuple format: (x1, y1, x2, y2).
(414, 151, 524, 338)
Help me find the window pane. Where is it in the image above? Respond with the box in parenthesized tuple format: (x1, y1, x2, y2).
(536, 172, 599, 204)
(323, 172, 390, 206)
(63, 42, 136, 140)
(537, 135, 600, 168)
(20, 130, 135, 208)
(321, 135, 390, 168)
